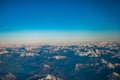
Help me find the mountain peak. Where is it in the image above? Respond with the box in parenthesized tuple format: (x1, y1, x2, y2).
(107, 72, 120, 80)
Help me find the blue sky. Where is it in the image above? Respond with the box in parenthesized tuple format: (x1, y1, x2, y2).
(0, 0, 120, 43)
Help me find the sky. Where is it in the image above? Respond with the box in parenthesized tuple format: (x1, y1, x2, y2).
(0, 0, 120, 44)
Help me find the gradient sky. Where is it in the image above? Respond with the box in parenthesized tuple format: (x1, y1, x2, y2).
(0, 0, 120, 44)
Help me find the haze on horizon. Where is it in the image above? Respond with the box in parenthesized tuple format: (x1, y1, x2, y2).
(0, 0, 120, 44)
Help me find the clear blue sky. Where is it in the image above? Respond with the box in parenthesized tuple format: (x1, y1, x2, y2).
(0, 0, 120, 43)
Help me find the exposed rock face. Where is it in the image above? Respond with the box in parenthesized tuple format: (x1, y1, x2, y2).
(107, 72, 120, 80)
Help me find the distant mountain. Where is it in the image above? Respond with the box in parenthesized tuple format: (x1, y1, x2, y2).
(0, 73, 16, 80)
(0, 42, 120, 80)
(27, 74, 63, 80)
(107, 72, 120, 80)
